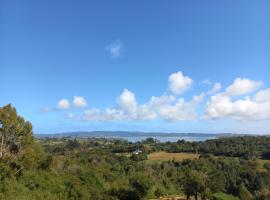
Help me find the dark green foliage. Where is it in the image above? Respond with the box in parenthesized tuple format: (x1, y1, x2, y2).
(130, 152, 147, 161)
(130, 173, 151, 199)
(156, 136, 270, 159)
(239, 184, 252, 200)
(66, 139, 80, 149)
(2, 135, 270, 200)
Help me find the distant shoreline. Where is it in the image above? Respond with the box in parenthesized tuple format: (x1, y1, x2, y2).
(34, 131, 270, 142)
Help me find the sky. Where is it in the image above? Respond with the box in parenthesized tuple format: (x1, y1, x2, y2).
(1, 0, 270, 134)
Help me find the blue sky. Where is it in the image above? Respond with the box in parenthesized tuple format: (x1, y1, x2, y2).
(1, 0, 270, 134)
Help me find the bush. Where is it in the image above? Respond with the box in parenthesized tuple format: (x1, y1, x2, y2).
(211, 192, 239, 200)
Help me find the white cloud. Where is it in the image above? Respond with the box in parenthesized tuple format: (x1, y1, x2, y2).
(205, 89, 270, 120)
(147, 94, 203, 121)
(46, 71, 269, 123)
(136, 104, 157, 120)
(225, 78, 262, 96)
(83, 107, 127, 121)
(105, 40, 123, 58)
(205, 94, 233, 119)
(117, 89, 137, 113)
(80, 91, 202, 122)
(83, 108, 107, 121)
(82, 89, 151, 121)
(206, 82, 222, 95)
(57, 99, 70, 110)
(73, 96, 87, 108)
(169, 71, 193, 94)
(255, 89, 270, 103)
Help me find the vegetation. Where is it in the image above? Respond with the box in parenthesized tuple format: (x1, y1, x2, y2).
(1, 104, 270, 200)
(148, 151, 199, 161)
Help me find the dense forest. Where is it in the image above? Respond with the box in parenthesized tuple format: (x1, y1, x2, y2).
(1, 104, 270, 200)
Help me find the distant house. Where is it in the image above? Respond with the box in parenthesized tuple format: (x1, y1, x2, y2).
(132, 150, 142, 155)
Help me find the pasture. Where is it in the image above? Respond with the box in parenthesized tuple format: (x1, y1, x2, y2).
(148, 151, 200, 161)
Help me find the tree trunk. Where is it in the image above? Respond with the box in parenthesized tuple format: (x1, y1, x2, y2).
(202, 193, 206, 200)
(187, 194, 190, 200)
(195, 192, 198, 200)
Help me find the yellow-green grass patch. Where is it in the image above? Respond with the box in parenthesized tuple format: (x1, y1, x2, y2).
(256, 159, 270, 171)
(148, 151, 200, 161)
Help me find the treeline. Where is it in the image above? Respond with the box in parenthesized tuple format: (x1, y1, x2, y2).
(41, 132, 270, 160)
(111, 136, 270, 159)
(160, 136, 270, 159)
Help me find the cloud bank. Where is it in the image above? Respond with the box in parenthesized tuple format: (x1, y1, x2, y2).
(48, 71, 270, 122)
(205, 89, 270, 120)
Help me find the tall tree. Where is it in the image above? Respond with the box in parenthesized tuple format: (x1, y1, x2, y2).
(0, 104, 33, 158)
(181, 169, 201, 200)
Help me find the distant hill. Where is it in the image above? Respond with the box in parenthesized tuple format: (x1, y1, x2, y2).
(35, 131, 242, 139)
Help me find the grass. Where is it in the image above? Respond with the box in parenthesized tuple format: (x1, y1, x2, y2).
(148, 151, 200, 161)
(256, 158, 270, 171)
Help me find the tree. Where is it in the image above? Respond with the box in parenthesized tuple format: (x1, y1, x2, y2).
(0, 104, 33, 158)
(181, 169, 202, 200)
(239, 184, 252, 200)
(130, 173, 151, 200)
(66, 139, 80, 149)
(130, 152, 147, 161)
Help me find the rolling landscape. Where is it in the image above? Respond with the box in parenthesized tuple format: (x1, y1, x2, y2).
(1, 0, 270, 200)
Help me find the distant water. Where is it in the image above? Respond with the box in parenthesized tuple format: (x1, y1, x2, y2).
(36, 132, 221, 142)
(118, 136, 217, 142)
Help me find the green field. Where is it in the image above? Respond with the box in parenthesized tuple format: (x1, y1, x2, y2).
(148, 151, 200, 161)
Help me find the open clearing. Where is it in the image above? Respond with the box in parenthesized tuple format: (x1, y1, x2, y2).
(148, 151, 200, 161)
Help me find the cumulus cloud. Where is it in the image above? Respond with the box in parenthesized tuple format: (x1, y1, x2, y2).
(80, 89, 203, 122)
(205, 94, 233, 119)
(168, 71, 193, 94)
(45, 71, 269, 122)
(117, 89, 137, 113)
(105, 40, 123, 58)
(73, 96, 87, 108)
(82, 89, 144, 121)
(57, 99, 70, 110)
(255, 89, 270, 102)
(225, 78, 262, 96)
(147, 93, 203, 121)
(205, 89, 270, 120)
